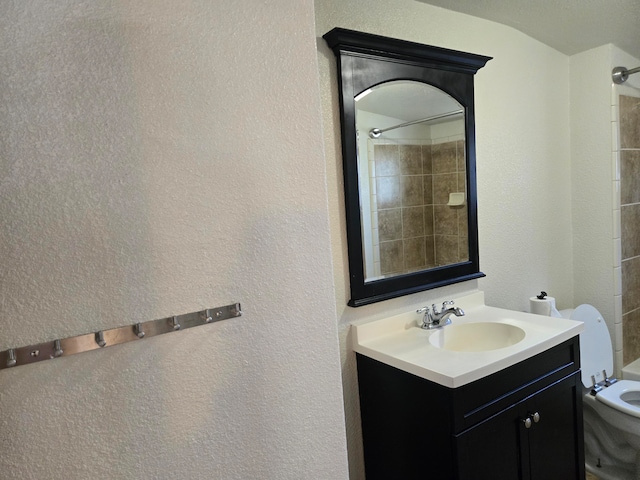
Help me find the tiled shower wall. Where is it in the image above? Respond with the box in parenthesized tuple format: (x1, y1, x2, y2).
(620, 95, 640, 365)
(372, 140, 467, 276)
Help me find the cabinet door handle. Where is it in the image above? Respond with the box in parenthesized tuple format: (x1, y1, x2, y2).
(523, 417, 532, 429)
(532, 412, 540, 423)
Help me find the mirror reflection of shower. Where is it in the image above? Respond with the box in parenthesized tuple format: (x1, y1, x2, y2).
(355, 80, 468, 281)
(368, 110, 463, 139)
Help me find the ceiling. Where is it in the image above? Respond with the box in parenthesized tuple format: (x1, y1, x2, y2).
(417, 0, 640, 57)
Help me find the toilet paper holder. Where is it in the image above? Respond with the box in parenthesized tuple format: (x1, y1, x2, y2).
(530, 291, 562, 317)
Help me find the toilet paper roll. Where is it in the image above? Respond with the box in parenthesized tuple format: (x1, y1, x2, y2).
(529, 296, 562, 317)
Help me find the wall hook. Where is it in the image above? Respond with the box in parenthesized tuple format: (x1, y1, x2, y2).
(6, 349, 17, 368)
(201, 309, 214, 323)
(53, 339, 64, 357)
(170, 316, 181, 330)
(134, 323, 145, 338)
(95, 331, 106, 347)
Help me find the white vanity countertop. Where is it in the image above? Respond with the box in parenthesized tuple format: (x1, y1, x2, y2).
(351, 291, 584, 388)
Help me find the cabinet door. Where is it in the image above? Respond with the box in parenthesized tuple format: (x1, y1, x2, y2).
(454, 401, 529, 480)
(455, 373, 584, 480)
(527, 373, 584, 480)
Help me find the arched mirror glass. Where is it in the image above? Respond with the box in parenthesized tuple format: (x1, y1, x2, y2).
(324, 28, 491, 306)
(356, 81, 467, 282)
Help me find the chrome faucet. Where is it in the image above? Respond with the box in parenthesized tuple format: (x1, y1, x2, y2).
(417, 301, 465, 329)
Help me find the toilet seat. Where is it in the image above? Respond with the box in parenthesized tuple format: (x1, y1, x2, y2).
(569, 304, 614, 388)
(571, 305, 640, 420)
(595, 380, 640, 419)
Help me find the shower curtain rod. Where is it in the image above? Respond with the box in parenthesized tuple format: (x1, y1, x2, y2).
(612, 66, 640, 84)
(368, 109, 463, 139)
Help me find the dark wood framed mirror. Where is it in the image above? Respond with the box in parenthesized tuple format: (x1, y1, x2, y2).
(323, 28, 491, 306)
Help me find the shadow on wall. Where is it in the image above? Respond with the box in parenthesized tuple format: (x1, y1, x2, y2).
(0, 12, 178, 347)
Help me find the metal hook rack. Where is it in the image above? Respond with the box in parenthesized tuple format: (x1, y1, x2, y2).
(0, 303, 242, 371)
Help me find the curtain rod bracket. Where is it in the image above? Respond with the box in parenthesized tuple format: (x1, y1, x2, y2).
(613, 66, 640, 84)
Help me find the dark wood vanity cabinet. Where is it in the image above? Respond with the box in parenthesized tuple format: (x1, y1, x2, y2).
(356, 337, 585, 479)
(455, 373, 583, 480)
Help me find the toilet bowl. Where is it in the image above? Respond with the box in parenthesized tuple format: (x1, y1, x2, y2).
(569, 304, 640, 480)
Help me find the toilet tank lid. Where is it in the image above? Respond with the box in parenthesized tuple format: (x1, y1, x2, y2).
(571, 304, 613, 388)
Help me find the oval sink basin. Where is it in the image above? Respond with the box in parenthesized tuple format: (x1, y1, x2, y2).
(429, 322, 526, 352)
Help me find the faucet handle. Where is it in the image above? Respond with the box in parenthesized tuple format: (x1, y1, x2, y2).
(442, 300, 455, 309)
(417, 306, 431, 328)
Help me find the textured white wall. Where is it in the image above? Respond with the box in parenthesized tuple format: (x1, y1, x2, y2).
(315, 1, 572, 477)
(0, 1, 349, 479)
(569, 45, 640, 377)
(570, 44, 620, 373)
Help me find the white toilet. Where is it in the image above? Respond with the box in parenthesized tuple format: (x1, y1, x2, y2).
(566, 304, 640, 480)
